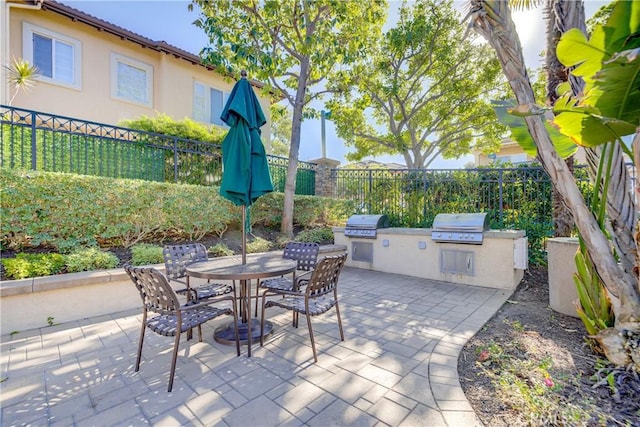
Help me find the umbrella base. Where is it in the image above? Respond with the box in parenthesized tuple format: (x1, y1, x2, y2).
(214, 319, 273, 346)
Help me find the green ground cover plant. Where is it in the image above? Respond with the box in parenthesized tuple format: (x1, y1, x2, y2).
(1, 247, 120, 279)
(208, 243, 234, 257)
(1, 253, 66, 279)
(130, 244, 164, 266)
(64, 247, 119, 273)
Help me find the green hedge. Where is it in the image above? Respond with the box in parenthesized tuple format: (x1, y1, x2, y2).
(0, 168, 353, 252)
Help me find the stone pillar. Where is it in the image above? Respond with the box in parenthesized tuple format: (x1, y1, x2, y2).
(309, 157, 340, 197)
(547, 237, 579, 317)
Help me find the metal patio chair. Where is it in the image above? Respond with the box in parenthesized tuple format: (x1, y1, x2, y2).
(124, 264, 240, 392)
(260, 253, 347, 362)
(256, 241, 320, 316)
(163, 243, 234, 301)
(257, 241, 320, 292)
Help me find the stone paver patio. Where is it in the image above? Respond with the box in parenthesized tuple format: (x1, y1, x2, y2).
(1, 267, 510, 426)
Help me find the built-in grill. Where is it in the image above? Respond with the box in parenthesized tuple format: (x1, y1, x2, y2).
(344, 214, 389, 239)
(431, 213, 489, 245)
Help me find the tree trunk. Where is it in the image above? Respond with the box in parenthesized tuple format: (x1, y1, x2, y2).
(468, 0, 640, 368)
(281, 58, 311, 238)
(545, 0, 574, 238)
(548, 0, 637, 299)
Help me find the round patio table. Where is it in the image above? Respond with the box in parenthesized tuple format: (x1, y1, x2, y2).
(186, 253, 297, 357)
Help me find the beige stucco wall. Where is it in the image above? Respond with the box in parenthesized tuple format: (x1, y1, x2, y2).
(334, 228, 527, 290)
(475, 140, 586, 166)
(475, 142, 535, 166)
(5, 6, 271, 144)
(0, 269, 140, 333)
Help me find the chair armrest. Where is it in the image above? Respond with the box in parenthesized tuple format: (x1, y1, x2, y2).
(296, 270, 313, 280)
(294, 270, 313, 289)
(262, 288, 303, 298)
(180, 294, 236, 311)
(175, 287, 198, 301)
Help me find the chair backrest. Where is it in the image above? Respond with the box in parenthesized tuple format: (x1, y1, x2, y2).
(283, 242, 320, 272)
(305, 253, 347, 298)
(124, 265, 181, 314)
(163, 243, 209, 280)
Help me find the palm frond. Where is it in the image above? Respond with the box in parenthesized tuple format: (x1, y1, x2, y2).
(509, 0, 544, 11)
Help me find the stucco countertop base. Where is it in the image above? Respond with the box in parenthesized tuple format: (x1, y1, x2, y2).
(334, 227, 527, 290)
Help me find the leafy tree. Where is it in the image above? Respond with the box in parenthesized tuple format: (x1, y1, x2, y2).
(468, 0, 639, 369)
(270, 103, 292, 157)
(191, 0, 387, 236)
(325, 0, 505, 169)
(586, 0, 616, 32)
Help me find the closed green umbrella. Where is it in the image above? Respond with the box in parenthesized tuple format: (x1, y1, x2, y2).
(220, 71, 273, 264)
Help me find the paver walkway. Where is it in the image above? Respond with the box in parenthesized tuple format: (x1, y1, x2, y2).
(1, 267, 510, 426)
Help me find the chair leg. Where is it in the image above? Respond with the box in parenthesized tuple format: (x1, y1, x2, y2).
(255, 280, 260, 318)
(135, 311, 147, 372)
(197, 324, 203, 342)
(168, 332, 181, 392)
(335, 302, 345, 341)
(186, 276, 193, 341)
(260, 294, 267, 346)
(305, 312, 318, 362)
(232, 302, 241, 356)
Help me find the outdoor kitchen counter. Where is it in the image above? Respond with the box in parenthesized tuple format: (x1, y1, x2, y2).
(333, 227, 527, 290)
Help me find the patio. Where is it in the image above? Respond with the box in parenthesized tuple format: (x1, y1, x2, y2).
(1, 267, 509, 426)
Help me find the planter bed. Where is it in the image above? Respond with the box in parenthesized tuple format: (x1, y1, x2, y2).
(0, 244, 347, 334)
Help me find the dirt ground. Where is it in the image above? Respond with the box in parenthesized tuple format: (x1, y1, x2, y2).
(458, 267, 640, 426)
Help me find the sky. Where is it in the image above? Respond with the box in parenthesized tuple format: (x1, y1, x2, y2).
(65, 0, 609, 168)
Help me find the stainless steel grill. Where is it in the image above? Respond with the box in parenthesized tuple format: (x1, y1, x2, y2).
(431, 213, 489, 244)
(344, 214, 389, 239)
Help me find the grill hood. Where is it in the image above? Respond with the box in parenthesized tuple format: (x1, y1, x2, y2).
(431, 213, 489, 244)
(345, 214, 389, 229)
(344, 214, 389, 239)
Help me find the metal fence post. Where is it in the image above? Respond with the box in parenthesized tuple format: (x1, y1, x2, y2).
(368, 170, 373, 213)
(498, 168, 504, 225)
(173, 136, 179, 183)
(31, 110, 37, 170)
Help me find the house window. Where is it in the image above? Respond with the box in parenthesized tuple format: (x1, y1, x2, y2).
(193, 81, 228, 126)
(110, 54, 153, 106)
(22, 23, 81, 88)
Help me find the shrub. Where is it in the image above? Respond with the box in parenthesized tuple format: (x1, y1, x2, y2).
(119, 113, 225, 144)
(0, 169, 238, 250)
(1, 253, 66, 279)
(246, 237, 272, 254)
(65, 247, 119, 273)
(130, 244, 163, 266)
(295, 227, 334, 244)
(251, 193, 353, 228)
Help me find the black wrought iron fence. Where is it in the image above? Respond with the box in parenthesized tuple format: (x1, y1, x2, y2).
(332, 165, 600, 229)
(268, 155, 316, 195)
(0, 105, 316, 193)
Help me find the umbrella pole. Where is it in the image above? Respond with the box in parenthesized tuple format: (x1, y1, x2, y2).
(242, 205, 247, 265)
